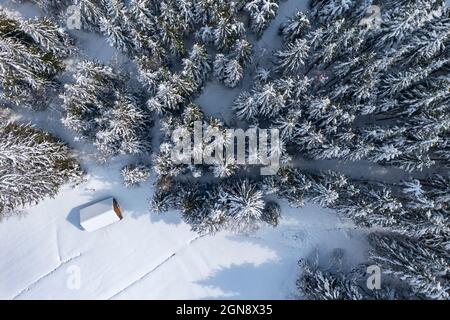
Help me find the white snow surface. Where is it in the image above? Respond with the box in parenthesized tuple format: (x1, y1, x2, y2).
(0, 163, 368, 299)
(0, 0, 369, 299)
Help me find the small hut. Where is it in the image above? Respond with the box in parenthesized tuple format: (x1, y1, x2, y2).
(79, 197, 123, 232)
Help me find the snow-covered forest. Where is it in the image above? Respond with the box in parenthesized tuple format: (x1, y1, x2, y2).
(0, 0, 449, 300)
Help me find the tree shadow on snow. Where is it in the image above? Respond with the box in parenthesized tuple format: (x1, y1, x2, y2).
(149, 209, 184, 226)
(195, 259, 297, 300)
(192, 229, 313, 299)
(193, 217, 368, 300)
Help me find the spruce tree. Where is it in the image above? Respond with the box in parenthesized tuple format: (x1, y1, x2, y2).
(121, 163, 151, 187)
(61, 60, 152, 158)
(369, 233, 449, 300)
(0, 7, 72, 109)
(0, 121, 82, 217)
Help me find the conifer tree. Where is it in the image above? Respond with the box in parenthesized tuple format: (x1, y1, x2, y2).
(222, 179, 265, 232)
(121, 164, 151, 187)
(369, 233, 450, 300)
(244, 0, 279, 37)
(279, 10, 310, 44)
(61, 60, 152, 158)
(0, 121, 82, 217)
(0, 7, 73, 109)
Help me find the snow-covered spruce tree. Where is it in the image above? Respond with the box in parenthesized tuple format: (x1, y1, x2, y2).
(135, 55, 169, 95)
(232, 39, 253, 67)
(233, 0, 449, 172)
(264, 166, 449, 299)
(214, 55, 244, 88)
(275, 38, 310, 75)
(61, 60, 152, 158)
(152, 104, 248, 181)
(146, 73, 197, 114)
(297, 248, 366, 300)
(181, 43, 211, 86)
(297, 249, 401, 300)
(0, 6, 73, 109)
(221, 179, 265, 233)
(94, 92, 152, 157)
(279, 10, 310, 43)
(244, 0, 279, 37)
(70, 0, 250, 60)
(398, 176, 450, 249)
(145, 43, 213, 114)
(64, 0, 258, 92)
(210, 2, 245, 50)
(311, 0, 364, 25)
(151, 180, 211, 232)
(152, 176, 274, 234)
(267, 168, 449, 250)
(152, 103, 205, 179)
(213, 38, 252, 87)
(297, 258, 364, 300)
(369, 232, 450, 300)
(61, 60, 116, 137)
(233, 91, 258, 121)
(0, 121, 82, 217)
(74, 0, 108, 32)
(99, 0, 134, 53)
(121, 164, 151, 187)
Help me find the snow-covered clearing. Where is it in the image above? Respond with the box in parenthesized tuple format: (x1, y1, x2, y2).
(0, 0, 370, 299)
(0, 163, 367, 299)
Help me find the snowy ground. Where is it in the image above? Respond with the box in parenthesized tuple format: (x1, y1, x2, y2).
(0, 0, 370, 299)
(0, 163, 368, 299)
